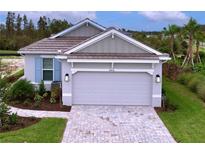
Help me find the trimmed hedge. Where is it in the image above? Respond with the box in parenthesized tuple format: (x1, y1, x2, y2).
(177, 73, 205, 101)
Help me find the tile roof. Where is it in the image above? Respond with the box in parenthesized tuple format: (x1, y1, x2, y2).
(19, 37, 90, 54)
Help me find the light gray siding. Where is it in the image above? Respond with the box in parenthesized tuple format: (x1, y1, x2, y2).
(78, 35, 148, 53)
(72, 72, 152, 105)
(24, 55, 36, 82)
(24, 55, 62, 90)
(64, 23, 102, 37)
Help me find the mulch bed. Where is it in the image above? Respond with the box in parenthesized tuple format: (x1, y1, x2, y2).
(0, 116, 40, 133)
(11, 101, 71, 112)
(154, 106, 176, 113)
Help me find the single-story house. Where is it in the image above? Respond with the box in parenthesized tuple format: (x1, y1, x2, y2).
(18, 18, 170, 107)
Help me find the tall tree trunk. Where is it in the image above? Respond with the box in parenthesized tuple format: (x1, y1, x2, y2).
(170, 35, 176, 60)
(182, 35, 194, 67)
(195, 41, 202, 63)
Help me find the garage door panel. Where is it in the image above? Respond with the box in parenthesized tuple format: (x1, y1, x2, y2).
(72, 72, 152, 105)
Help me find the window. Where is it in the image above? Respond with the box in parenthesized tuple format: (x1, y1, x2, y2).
(43, 58, 53, 81)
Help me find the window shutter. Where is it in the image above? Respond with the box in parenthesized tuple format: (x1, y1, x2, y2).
(35, 57, 42, 83)
(54, 59, 61, 81)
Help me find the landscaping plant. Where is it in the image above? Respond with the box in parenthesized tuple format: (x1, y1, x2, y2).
(49, 97, 56, 104)
(38, 80, 46, 96)
(0, 102, 10, 127)
(34, 94, 43, 108)
(50, 83, 61, 100)
(0, 78, 7, 99)
(9, 113, 18, 125)
(6, 79, 35, 102)
(196, 84, 205, 101)
(5, 69, 24, 83)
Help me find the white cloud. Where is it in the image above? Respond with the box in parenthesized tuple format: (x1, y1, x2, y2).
(0, 11, 96, 24)
(138, 11, 189, 23)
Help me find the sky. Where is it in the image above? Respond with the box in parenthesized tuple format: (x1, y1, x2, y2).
(0, 11, 205, 31)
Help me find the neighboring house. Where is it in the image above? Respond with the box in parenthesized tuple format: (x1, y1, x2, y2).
(18, 18, 170, 107)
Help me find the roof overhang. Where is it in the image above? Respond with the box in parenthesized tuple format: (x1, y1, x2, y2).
(64, 29, 163, 56)
(50, 19, 106, 39)
(18, 51, 59, 54)
(67, 59, 159, 63)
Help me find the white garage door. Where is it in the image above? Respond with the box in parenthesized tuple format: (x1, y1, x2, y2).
(72, 72, 152, 105)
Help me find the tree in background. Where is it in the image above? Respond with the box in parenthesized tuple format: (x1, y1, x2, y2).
(38, 16, 49, 38)
(0, 12, 71, 50)
(15, 14, 22, 35)
(5, 12, 15, 36)
(49, 19, 70, 34)
(182, 18, 200, 67)
(194, 30, 205, 63)
(163, 24, 180, 61)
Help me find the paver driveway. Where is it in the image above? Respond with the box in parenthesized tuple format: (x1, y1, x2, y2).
(62, 105, 175, 143)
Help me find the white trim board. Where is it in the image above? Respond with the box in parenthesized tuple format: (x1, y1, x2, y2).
(50, 19, 106, 39)
(71, 68, 154, 75)
(64, 29, 163, 56)
(67, 59, 159, 63)
(55, 55, 67, 59)
(152, 94, 161, 98)
(62, 93, 72, 97)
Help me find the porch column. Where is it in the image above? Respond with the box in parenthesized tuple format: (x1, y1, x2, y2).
(61, 60, 72, 106)
(151, 62, 162, 107)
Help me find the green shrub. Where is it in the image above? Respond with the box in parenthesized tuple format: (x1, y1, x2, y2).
(0, 78, 7, 99)
(0, 102, 10, 127)
(187, 74, 205, 92)
(5, 69, 24, 83)
(50, 97, 56, 104)
(9, 113, 18, 125)
(51, 84, 60, 100)
(177, 73, 193, 85)
(38, 80, 46, 96)
(196, 84, 205, 101)
(6, 79, 34, 101)
(23, 98, 32, 105)
(42, 92, 48, 99)
(34, 94, 43, 108)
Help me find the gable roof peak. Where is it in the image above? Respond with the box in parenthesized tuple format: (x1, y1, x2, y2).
(50, 18, 106, 39)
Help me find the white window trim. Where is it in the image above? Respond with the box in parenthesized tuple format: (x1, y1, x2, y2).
(42, 58, 54, 82)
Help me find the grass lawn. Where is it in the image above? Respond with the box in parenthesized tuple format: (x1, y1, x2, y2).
(158, 79, 205, 143)
(0, 118, 67, 143)
(0, 50, 18, 54)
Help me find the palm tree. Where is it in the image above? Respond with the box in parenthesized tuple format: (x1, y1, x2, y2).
(194, 30, 205, 63)
(182, 18, 200, 67)
(163, 24, 180, 60)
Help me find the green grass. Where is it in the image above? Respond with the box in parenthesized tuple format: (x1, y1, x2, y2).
(158, 79, 205, 143)
(0, 50, 19, 56)
(0, 118, 67, 143)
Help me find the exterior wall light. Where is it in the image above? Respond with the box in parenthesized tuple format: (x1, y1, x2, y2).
(64, 73, 70, 82)
(156, 74, 160, 83)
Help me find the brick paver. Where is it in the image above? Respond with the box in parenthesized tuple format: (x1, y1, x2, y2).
(62, 105, 175, 143)
(10, 105, 175, 143)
